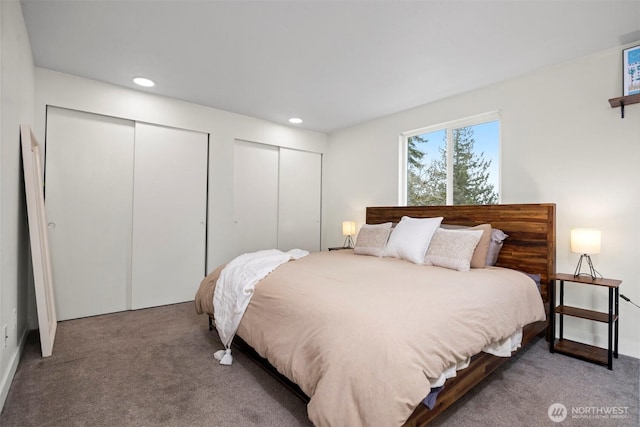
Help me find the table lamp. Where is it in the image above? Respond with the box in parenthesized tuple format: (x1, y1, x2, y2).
(570, 228, 601, 279)
(342, 221, 356, 249)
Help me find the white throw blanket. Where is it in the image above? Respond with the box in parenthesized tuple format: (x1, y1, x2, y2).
(213, 248, 309, 365)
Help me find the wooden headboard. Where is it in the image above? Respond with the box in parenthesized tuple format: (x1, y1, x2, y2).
(366, 203, 556, 301)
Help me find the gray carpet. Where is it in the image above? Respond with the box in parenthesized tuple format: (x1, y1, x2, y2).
(1, 302, 638, 426)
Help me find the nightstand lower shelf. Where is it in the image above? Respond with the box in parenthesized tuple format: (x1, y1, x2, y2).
(549, 273, 621, 370)
(553, 339, 609, 366)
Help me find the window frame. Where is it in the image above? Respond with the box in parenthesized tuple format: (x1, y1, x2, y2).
(399, 111, 502, 206)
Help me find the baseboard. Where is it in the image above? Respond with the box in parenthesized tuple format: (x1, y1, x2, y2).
(0, 328, 30, 412)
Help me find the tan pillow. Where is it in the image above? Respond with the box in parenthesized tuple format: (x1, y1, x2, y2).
(424, 228, 484, 272)
(440, 223, 491, 268)
(354, 225, 392, 257)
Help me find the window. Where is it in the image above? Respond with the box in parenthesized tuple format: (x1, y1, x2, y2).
(402, 113, 500, 206)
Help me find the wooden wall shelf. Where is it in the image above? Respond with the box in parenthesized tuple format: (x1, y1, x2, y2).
(608, 94, 640, 118)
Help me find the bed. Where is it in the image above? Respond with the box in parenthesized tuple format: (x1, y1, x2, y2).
(195, 203, 556, 426)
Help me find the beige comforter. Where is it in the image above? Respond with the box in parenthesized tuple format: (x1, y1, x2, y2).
(195, 250, 546, 427)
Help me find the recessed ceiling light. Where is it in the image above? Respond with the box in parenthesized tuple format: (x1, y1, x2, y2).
(288, 117, 303, 124)
(133, 77, 155, 87)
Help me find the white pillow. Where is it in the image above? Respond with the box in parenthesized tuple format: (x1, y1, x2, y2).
(383, 216, 443, 264)
(424, 228, 484, 272)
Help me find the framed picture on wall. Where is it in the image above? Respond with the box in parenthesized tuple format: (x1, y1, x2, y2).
(623, 45, 640, 96)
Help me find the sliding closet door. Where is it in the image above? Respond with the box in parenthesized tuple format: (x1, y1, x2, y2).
(130, 123, 208, 309)
(45, 107, 134, 321)
(278, 148, 321, 252)
(233, 141, 322, 254)
(233, 140, 279, 254)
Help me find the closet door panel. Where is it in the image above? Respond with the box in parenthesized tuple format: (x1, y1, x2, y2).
(278, 148, 321, 252)
(233, 140, 279, 254)
(130, 123, 208, 309)
(45, 107, 134, 320)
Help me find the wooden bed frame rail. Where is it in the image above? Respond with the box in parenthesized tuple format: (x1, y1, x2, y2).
(403, 318, 548, 426)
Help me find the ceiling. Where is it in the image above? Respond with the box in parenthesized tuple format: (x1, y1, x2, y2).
(21, 0, 640, 133)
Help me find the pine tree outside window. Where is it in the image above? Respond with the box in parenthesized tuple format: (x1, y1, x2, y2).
(402, 112, 500, 206)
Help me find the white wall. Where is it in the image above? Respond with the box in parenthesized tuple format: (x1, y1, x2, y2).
(0, 0, 35, 409)
(34, 68, 328, 272)
(324, 43, 640, 358)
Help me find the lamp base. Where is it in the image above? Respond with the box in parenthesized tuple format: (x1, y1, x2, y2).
(343, 235, 354, 249)
(574, 254, 597, 280)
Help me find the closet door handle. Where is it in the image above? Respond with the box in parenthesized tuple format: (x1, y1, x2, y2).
(47, 222, 56, 229)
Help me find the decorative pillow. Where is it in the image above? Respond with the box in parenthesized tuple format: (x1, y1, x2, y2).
(383, 216, 443, 264)
(354, 225, 392, 257)
(424, 228, 484, 272)
(440, 224, 492, 268)
(486, 228, 509, 266)
(363, 222, 393, 229)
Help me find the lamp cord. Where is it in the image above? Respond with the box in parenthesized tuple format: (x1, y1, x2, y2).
(591, 266, 603, 279)
(620, 294, 640, 309)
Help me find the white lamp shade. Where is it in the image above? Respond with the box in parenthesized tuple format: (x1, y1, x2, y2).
(570, 228, 601, 255)
(342, 221, 356, 236)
